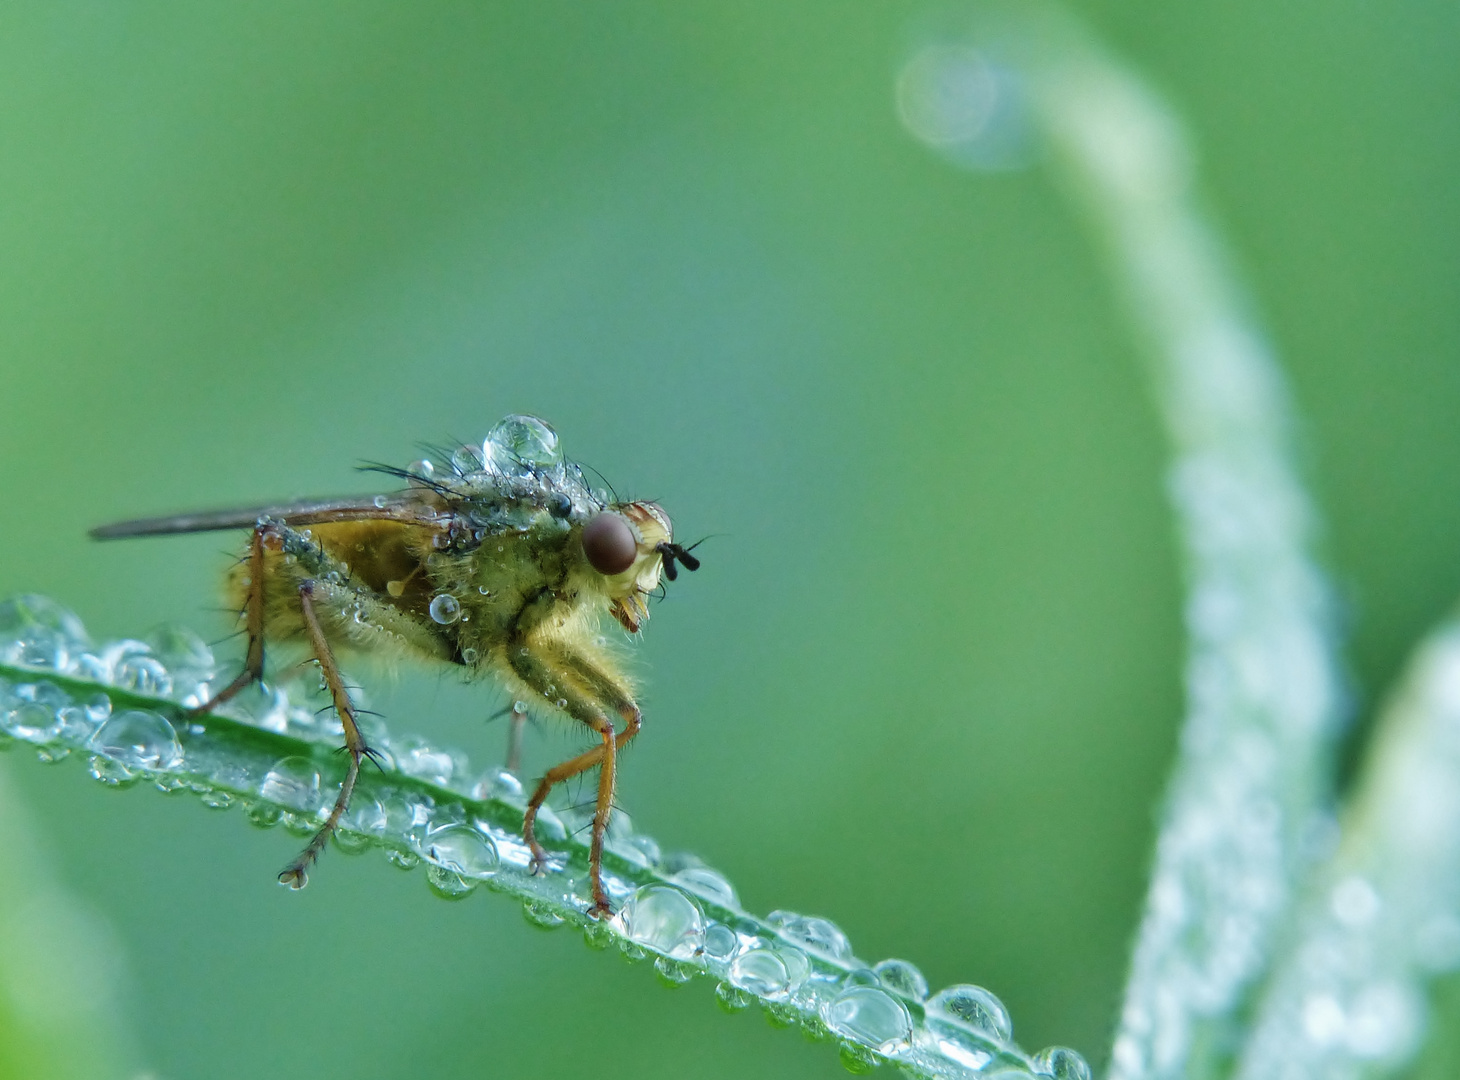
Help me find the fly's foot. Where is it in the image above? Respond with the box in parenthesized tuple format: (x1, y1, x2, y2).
(278, 864, 309, 890)
(588, 895, 614, 919)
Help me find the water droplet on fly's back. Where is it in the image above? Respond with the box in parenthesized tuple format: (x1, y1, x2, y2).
(616, 885, 706, 960)
(823, 986, 913, 1053)
(729, 947, 790, 998)
(926, 984, 1013, 1043)
(0, 595, 89, 671)
(451, 444, 484, 474)
(460, 647, 479, 664)
(485, 414, 563, 476)
(429, 594, 461, 625)
(407, 459, 435, 485)
(87, 710, 183, 772)
(258, 756, 323, 813)
(766, 910, 854, 961)
(873, 959, 929, 1000)
(1033, 1046, 1092, 1080)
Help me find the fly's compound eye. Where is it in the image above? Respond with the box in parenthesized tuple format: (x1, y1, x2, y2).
(581, 512, 638, 575)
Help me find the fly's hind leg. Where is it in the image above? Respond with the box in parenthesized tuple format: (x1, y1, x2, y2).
(277, 579, 368, 889)
(509, 641, 641, 916)
(189, 523, 271, 717)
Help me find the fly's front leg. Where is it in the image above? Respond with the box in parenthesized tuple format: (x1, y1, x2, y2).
(189, 523, 272, 717)
(509, 641, 641, 916)
(277, 579, 368, 889)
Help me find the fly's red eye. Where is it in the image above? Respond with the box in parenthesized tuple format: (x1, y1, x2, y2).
(581, 512, 638, 575)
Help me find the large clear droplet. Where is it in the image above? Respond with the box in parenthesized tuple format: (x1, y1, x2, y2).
(728, 947, 790, 998)
(1033, 1046, 1093, 1080)
(823, 986, 913, 1052)
(670, 866, 739, 909)
(873, 958, 929, 1000)
(429, 594, 461, 625)
(104, 640, 172, 696)
(258, 756, 324, 813)
(0, 595, 89, 671)
(145, 624, 216, 701)
(424, 824, 499, 879)
(484, 414, 563, 475)
(766, 909, 853, 960)
(926, 984, 1013, 1042)
(616, 885, 706, 960)
(87, 710, 183, 772)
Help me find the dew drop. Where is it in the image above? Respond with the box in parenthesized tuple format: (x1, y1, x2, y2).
(716, 982, 752, 1012)
(87, 754, 137, 787)
(460, 647, 480, 664)
(429, 594, 461, 625)
(838, 1041, 878, 1074)
(6, 702, 61, 741)
(484, 414, 563, 474)
(386, 848, 420, 870)
(199, 789, 233, 810)
(407, 458, 434, 483)
(824, 986, 913, 1052)
(424, 824, 499, 879)
(703, 922, 741, 963)
(873, 958, 929, 1000)
(616, 885, 705, 960)
(654, 956, 696, 986)
(396, 739, 456, 785)
(522, 900, 566, 929)
(451, 444, 484, 474)
(766, 910, 853, 960)
(107, 640, 172, 696)
(1033, 1046, 1093, 1080)
(87, 710, 183, 772)
(258, 756, 323, 813)
(729, 947, 790, 998)
(0, 595, 89, 671)
(670, 866, 739, 909)
(926, 984, 1013, 1043)
(245, 801, 282, 828)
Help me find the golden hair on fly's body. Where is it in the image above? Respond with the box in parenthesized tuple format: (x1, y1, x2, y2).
(93, 415, 701, 915)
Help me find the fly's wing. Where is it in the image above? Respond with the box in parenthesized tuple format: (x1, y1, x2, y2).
(91, 492, 442, 540)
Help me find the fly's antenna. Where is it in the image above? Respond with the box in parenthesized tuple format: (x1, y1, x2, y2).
(655, 541, 703, 582)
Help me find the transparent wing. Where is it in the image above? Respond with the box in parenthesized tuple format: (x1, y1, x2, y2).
(90, 492, 441, 540)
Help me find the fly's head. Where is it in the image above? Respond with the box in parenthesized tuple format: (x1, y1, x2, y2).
(579, 500, 700, 632)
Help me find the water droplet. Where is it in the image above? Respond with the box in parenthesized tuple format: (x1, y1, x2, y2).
(703, 922, 741, 962)
(199, 789, 233, 810)
(144, 625, 215, 701)
(6, 701, 61, 741)
(396, 739, 457, 785)
(873, 959, 928, 1000)
(424, 824, 499, 886)
(0, 595, 89, 671)
(36, 745, 70, 764)
(460, 647, 480, 664)
(87, 754, 137, 787)
(729, 947, 790, 998)
(386, 848, 420, 870)
(671, 866, 739, 909)
(927, 984, 1012, 1043)
(245, 801, 282, 828)
(654, 956, 696, 986)
(407, 459, 435, 484)
(88, 710, 183, 772)
(779, 946, 810, 989)
(484, 414, 563, 475)
(334, 796, 388, 853)
(616, 885, 705, 960)
(716, 982, 752, 1012)
(451, 444, 484, 474)
(823, 986, 912, 1052)
(258, 756, 323, 813)
(106, 640, 172, 696)
(838, 1041, 878, 1074)
(766, 910, 853, 960)
(522, 900, 566, 929)
(1033, 1046, 1092, 1080)
(429, 594, 461, 625)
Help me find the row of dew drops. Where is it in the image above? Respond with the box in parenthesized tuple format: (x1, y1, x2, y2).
(0, 594, 1089, 1080)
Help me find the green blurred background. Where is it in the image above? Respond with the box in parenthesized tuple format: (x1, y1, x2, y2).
(0, 3, 1456, 1077)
